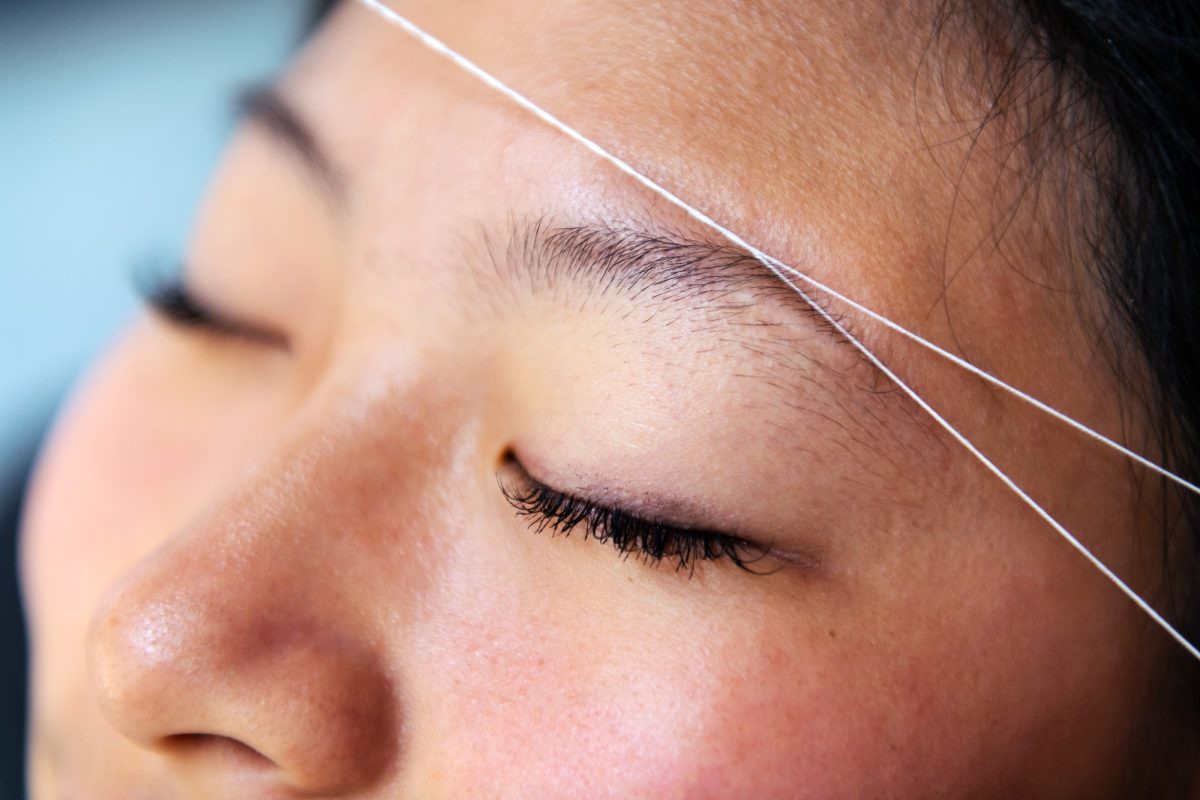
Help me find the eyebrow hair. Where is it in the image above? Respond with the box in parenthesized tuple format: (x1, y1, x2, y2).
(481, 218, 937, 457)
(485, 216, 853, 337)
(231, 88, 849, 356)
(237, 85, 343, 197)
(228, 88, 925, 453)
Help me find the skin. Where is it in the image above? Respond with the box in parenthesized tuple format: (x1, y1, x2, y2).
(20, 0, 1195, 797)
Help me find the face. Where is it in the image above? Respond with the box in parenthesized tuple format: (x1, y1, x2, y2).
(21, 1, 1183, 797)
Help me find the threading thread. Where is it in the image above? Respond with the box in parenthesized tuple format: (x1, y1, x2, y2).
(356, 0, 1200, 662)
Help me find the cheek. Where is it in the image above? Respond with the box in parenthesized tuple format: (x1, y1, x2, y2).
(406, 560, 864, 799)
(21, 325, 287, 703)
(406, 544, 1137, 800)
(25, 335, 170, 634)
(411, 598, 729, 798)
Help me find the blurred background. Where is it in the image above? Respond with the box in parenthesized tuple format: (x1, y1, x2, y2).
(0, 0, 324, 793)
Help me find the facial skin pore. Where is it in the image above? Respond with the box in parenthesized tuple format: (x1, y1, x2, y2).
(21, 1, 1186, 797)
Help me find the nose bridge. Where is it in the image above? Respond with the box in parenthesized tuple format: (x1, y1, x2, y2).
(84, 382, 452, 792)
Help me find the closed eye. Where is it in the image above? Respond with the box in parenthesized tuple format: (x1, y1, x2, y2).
(497, 455, 776, 577)
(136, 270, 290, 350)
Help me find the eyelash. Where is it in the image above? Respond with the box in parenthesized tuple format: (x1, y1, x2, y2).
(138, 273, 767, 577)
(138, 273, 225, 331)
(135, 271, 287, 348)
(499, 462, 771, 576)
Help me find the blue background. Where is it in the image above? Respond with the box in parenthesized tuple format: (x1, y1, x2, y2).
(1, 0, 315, 476)
(0, 2, 321, 792)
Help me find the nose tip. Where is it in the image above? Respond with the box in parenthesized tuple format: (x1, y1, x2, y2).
(87, 568, 398, 794)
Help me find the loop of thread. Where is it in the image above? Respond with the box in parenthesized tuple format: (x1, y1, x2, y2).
(356, 0, 1200, 663)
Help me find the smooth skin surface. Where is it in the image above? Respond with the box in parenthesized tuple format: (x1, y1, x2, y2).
(21, 1, 1191, 797)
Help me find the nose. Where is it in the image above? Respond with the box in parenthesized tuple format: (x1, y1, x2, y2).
(86, 443, 400, 794)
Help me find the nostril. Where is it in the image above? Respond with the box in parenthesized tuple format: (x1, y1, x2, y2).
(152, 733, 308, 794)
(163, 733, 276, 767)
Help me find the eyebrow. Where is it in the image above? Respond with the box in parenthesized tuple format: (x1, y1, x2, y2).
(237, 88, 849, 359)
(237, 85, 343, 197)
(234, 89, 835, 341)
(485, 218, 935, 454)
(233, 88, 922, 449)
(485, 217, 888, 378)
(486, 217, 848, 334)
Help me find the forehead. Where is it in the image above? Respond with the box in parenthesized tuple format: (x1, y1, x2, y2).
(296, 0, 995, 314)
(268, 0, 1142, 539)
(284, 0, 1107, 419)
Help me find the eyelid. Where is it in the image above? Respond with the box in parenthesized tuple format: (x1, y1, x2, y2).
(498, 454, 780, 576)
(135, 270, 291, 351)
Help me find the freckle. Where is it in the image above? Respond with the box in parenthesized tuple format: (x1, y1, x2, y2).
(828, 629, 836, 639)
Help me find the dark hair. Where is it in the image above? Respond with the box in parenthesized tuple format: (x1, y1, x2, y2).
(938, 0, 1200, 792)
(303, 0, 1199, 788)
(966, 9, 1198, 626)
(310, 0, 339, 30)
(1004, 1, 1200, 604)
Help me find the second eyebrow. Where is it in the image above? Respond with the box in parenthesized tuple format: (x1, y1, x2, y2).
(238, 85, 345, 199)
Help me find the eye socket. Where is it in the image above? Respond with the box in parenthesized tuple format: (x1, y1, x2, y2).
(135, 269, 290, 350)
(498, 455, 775, 576)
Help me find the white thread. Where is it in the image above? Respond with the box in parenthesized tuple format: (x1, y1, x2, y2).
(780, 277, 1200, 662)
(356, 0, 1200, 661)
(357, 0, 1199, 500)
